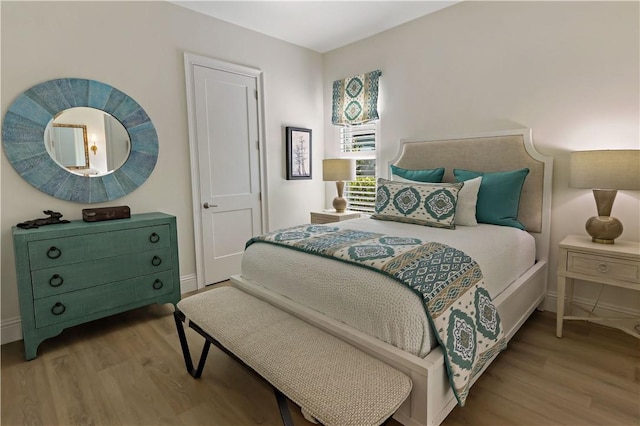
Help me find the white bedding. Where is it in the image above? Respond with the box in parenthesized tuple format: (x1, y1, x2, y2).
(241, 217, 535, 358)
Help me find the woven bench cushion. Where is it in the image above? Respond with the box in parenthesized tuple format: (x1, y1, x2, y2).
(178, 286, 412, 426)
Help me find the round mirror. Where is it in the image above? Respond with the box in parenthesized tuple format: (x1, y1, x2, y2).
(44, 107, 131, 177)
(2, 78, 158, 203)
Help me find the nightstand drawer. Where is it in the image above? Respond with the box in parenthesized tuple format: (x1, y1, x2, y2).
(310, 211, 360, 224)
(567, 252, 639, 283)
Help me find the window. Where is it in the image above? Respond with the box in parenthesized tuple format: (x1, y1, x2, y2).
(340, 122, 377, 213)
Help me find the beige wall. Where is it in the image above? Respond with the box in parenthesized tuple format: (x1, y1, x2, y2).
(323, 1, 639, 313)
(1, 1, 325, 341)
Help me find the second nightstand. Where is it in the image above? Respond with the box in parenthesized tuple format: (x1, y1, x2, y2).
(310, 210, 360, 224)
(556, 235, 640, 338)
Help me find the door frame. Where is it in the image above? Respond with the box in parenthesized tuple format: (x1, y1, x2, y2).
(184, 52, 269, 289)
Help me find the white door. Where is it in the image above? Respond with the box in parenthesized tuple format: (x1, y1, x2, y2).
(190, 60, 263, 286)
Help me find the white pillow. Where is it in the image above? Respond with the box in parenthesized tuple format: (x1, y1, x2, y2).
(391, 174, 418, 183)
(455, 176, 482, 226)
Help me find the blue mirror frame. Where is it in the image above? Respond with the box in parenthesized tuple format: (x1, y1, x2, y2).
(2, 78, 158, 203)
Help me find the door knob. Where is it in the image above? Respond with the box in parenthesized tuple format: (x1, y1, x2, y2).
(203, 202, 218, 209)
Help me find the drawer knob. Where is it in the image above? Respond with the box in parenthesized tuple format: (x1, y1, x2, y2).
(51, 302, 66, 316)
(47, 246, 62, 259)
(596, 263, 610, 273)
(151, 256, 162, 266)
(149, 232, 160, 243)
(49, 274, 64, 287)
(152, 279, 164, 290)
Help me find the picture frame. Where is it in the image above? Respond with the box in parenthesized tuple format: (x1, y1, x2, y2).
(286, 127, 312, 180)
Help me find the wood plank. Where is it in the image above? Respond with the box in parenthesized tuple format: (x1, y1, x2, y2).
(0, 341, 60, 426)
(44, 350, 122, 425)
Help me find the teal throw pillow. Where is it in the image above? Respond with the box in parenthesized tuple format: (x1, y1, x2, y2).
(453, 168, 529, 230)
(371, 178, 462, 229)
(390, 165, 445, 183)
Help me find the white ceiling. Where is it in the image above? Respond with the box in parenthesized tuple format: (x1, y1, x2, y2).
(170, 1, 460, 53)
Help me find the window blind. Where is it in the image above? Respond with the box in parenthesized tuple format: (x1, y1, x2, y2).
(340, 123, 377, 213)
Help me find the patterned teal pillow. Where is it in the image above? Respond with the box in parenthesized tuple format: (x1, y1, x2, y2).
(371, 178, 463, 229)
(389, 165, 445, 183)
(453, 168, 529, 230)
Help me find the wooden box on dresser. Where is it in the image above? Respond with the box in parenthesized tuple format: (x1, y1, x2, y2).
(12, 212, 181, 360)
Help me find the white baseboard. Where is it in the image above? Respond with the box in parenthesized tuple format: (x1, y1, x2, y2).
(180, 273, 198, 294)
(1, 316, 23, 345)
(1, 273, 200, 345)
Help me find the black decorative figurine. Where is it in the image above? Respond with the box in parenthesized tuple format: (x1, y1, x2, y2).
(17, 210, 70, 229)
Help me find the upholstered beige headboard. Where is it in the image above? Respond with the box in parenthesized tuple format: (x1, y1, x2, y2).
(390, 130, 552, 241)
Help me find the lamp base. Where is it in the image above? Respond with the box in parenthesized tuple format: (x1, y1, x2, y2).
(332, 196, 347, 213)
(585, 216, 623, 244)
(333, 181, 347, 213)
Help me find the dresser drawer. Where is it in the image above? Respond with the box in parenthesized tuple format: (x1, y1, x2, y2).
(567, 251, 640, 283)
(135, 272, 175, 300)
(34, 270, 175, 328)
(27, 225, 170, 270)
(30, 248, 173, 299)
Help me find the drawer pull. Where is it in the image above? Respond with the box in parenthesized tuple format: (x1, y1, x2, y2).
(51, 302, 66, 316)
(149, 232, 160, 243)
(151, 256, 162, 266)
(47, 246, 62, 259)
(49, 274, 64, 287)
(153, 279, 164, 290)
(596, 263, 610, 273)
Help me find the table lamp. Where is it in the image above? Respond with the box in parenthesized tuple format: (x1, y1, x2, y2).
(323, 159, 356, 213)
(569, 149, 640, 244)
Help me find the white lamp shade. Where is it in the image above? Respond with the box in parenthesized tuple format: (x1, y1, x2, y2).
(323, 159, 356, 181)
(570, 150, 640, 190)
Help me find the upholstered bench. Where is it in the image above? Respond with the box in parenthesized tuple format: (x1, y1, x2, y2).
(174, 286, 412, 426)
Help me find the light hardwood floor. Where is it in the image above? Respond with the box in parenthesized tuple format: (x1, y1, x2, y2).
(2, 285, 639, 426)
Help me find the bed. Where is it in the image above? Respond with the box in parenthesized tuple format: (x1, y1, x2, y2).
(231, 128, 553, 426)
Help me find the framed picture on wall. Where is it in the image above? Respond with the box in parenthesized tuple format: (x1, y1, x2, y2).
(286, 127, 312, 180)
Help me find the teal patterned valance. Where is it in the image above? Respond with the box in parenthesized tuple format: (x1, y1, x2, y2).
(332, 70, 381, 126)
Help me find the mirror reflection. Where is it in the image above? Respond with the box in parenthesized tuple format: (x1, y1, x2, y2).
(47, 124, 89, 170)
(44, 107, 131, 176)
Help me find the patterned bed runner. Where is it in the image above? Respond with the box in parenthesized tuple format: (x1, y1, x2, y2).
(247, 225, 507, 406)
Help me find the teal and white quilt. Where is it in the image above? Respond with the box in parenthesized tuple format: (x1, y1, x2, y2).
(247, 224, 507, 406)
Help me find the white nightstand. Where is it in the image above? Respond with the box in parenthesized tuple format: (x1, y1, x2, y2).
(556, 235, 640, 338)
(310, 210, 360, 224)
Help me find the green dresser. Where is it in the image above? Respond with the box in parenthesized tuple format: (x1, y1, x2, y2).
(12, 212, 181, 360)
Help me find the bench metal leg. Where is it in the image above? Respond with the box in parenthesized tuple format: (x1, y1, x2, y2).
(174, 310, 211, 379)
(274, 388, 295, 426)
(174, 308, 298, 425)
